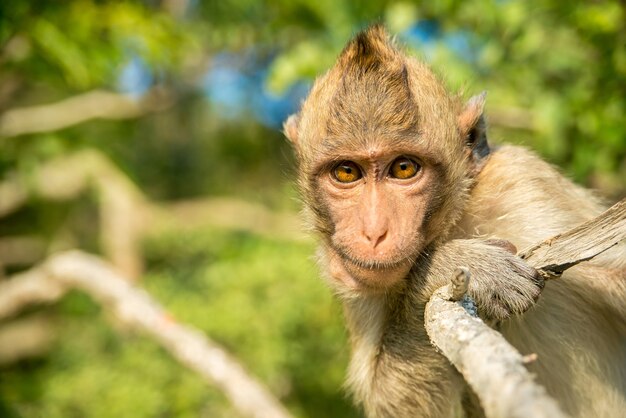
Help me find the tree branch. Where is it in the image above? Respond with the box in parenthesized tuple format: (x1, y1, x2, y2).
(426, 198, 626, 418)
(0, 315, 55, 365)
(0, 151, 306, 278)
(425, 272, 568, 418)
(0, 87, 174, 138)
(0, 251, 294, 418)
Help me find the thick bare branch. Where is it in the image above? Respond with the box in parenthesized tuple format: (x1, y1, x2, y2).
(0, 150, 148, 279)
(425, 279, 568, 418)
(149, 197, 307, 242)
(0, 251, 294, 418)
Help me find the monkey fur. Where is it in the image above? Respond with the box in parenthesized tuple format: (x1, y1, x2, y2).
(283, 25, 626, 418)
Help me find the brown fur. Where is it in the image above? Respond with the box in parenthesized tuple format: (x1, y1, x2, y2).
(285, 25, 626, 417)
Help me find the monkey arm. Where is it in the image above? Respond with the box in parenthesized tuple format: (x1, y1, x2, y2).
(411, 239, 544, 321)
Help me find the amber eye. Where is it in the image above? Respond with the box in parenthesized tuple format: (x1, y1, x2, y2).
(333, 161, 362, 183)
(389, 157, 420, 179)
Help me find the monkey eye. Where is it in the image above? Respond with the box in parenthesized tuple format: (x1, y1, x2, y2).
(389, 157, 420, 179)
(332, 161, 363, 183)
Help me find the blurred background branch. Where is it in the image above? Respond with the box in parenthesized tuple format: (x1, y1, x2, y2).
(0, 315, 56, 366)
(0, 251, 294, 418)
(0, 88, 175, 138)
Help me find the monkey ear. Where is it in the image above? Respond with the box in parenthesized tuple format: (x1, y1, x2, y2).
(283, 113, 300, 148)
(458, 91, 490, 163)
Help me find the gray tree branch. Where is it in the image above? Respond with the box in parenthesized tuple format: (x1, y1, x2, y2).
(425, 279, 568, 418)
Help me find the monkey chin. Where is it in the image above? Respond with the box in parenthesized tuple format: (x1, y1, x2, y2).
(327, 250, 412, 293)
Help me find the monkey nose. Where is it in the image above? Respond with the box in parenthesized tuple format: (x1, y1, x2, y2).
(364, 229, 388, 250)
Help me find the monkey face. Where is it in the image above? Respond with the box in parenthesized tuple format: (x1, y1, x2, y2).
(283, 26, 488, 293)
(313, 146, 445, 291)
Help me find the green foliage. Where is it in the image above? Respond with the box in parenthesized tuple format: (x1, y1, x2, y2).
(0, 0, 191, 89)
(145, 229, 355, 417)
(1, 310, 234, 418)
(1, 228, 358, 418)
(267, 0, 626, 194)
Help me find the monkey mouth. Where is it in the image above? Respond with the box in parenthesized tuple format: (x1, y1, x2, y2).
(325, 243, 416, 291)
(340, 253, 413, 290)
(334, 246, 413, 272)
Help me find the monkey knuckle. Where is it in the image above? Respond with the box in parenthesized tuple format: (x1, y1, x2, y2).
(531, 271, 545, 288)
(484, 238, 518, 254)
(479, 277, 540, 319)
(491, 304, 512, 321)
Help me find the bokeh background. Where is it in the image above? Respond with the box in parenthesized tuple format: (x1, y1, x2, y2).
(0, 1, 624, 417)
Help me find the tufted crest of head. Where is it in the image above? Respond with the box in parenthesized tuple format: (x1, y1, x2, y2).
(285, 25, 469, 168)
(324, 25, 419, 142)
(335, 24, 404, 75)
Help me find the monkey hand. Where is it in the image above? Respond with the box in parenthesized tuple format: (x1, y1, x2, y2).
(420, 239, 544, 321)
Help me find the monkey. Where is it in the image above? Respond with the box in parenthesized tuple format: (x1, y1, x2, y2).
(283, 25, 626, 418)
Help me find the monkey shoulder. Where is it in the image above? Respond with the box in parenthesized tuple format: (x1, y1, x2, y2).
(457, 144, 606, 248)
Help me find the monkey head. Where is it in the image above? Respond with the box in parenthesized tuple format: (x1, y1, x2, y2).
(284, 25, 489, 293)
